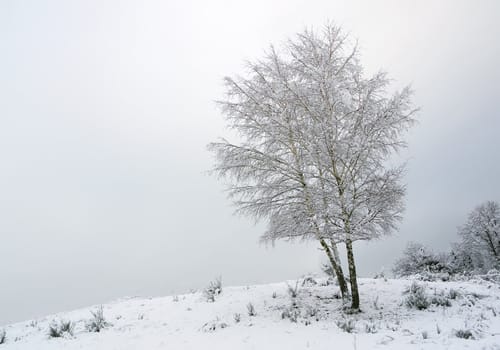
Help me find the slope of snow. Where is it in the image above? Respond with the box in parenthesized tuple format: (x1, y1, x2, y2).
(1, 277, 499, 349)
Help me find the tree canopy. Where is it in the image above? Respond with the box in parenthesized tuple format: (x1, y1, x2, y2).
(209, 23, 417, 309)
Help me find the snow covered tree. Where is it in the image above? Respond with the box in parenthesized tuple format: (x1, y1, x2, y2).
(393, 242, 449, 277)
(448, 242, 475, 274)
(209, 23, 416, 309)
(457, 201, 500, 272)
(208, 70, 350, 298)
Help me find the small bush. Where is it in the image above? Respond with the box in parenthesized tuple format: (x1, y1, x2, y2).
(364, 321, 378, 334)
(336, 318, 355, 333)
(421, 330, 428, 339)
(288, 310, 298, 323)
(431, 295, 452, 307)
(201, 318, 228, 332)
(305, 306, 318, 319)
(281, 306, 300, 323)
(404, 282, 430, 310)
(49, 320, 74, 338)
(301, 276, 317, 287)
(272, 291, 277, 299)
(247, 302, 256, 316)
(373, 270, 386, 280)
(233, 313, 241, 323)
(455, 329, 474, 339)
(393, 242, 451, 277)
(86, 305, 111, 333)
(203, 277, 222, 302)
(415, 271, 451, 282)
(448, 289, 460, 300)
(60, 321, 73, 334)
(286, 281, 300, 298)
(0, 329, 6, 344)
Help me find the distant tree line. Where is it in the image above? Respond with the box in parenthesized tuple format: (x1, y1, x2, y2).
(393, 200, 500, 278)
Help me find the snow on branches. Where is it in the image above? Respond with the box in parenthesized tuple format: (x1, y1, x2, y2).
(209, 23, 417, 309)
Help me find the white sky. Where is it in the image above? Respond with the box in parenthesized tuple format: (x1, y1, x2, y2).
(1, 0, 499, 324)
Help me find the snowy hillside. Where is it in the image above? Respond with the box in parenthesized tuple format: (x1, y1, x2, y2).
(1, 276, 499, 349)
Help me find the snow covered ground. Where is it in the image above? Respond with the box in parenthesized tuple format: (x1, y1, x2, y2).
(1, 276, 499, 349)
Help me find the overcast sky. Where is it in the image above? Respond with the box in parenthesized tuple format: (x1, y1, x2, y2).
(1, 0, 499, 325)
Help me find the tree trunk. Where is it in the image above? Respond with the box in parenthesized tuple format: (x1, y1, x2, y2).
(329, 240, 350, 298)
(288, 138, 349, 298)
(319, 238, 350, 299)
(345, 237, 360, 310)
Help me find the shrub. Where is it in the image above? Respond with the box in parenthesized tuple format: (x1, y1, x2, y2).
(0, 329, 6, 344)
(201, 318, 228, 332)
(86, 305, 111, 333)
(404, 282, 430, 310)
(48, 320, 74, 338)
(373, 270, 386, 280)
(393, 242, 450, 277)
(272, 291, 277, 299)
(455, 329, 474, 339)
(476, 269, 500, 283)
(59, 321, 73, 334)
(301, 276, 317, 287)
(448, 244, 476, 274)
(246, 302, 256, 316)
(364, 321, 378, 334)
(203, 277, 222, 302)
(281, 306, 300, 323)
(286, 281, 300, 298)
(305, 306, 318, 319)
(415, 271, 450, 282)
(233, 313, 241, 323)
(448, 288, 460, 300)
(431, 295, 452, 307)
(336, 318, 355, 333)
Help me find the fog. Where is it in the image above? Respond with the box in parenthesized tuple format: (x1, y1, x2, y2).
(1, 0, 499, 324)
